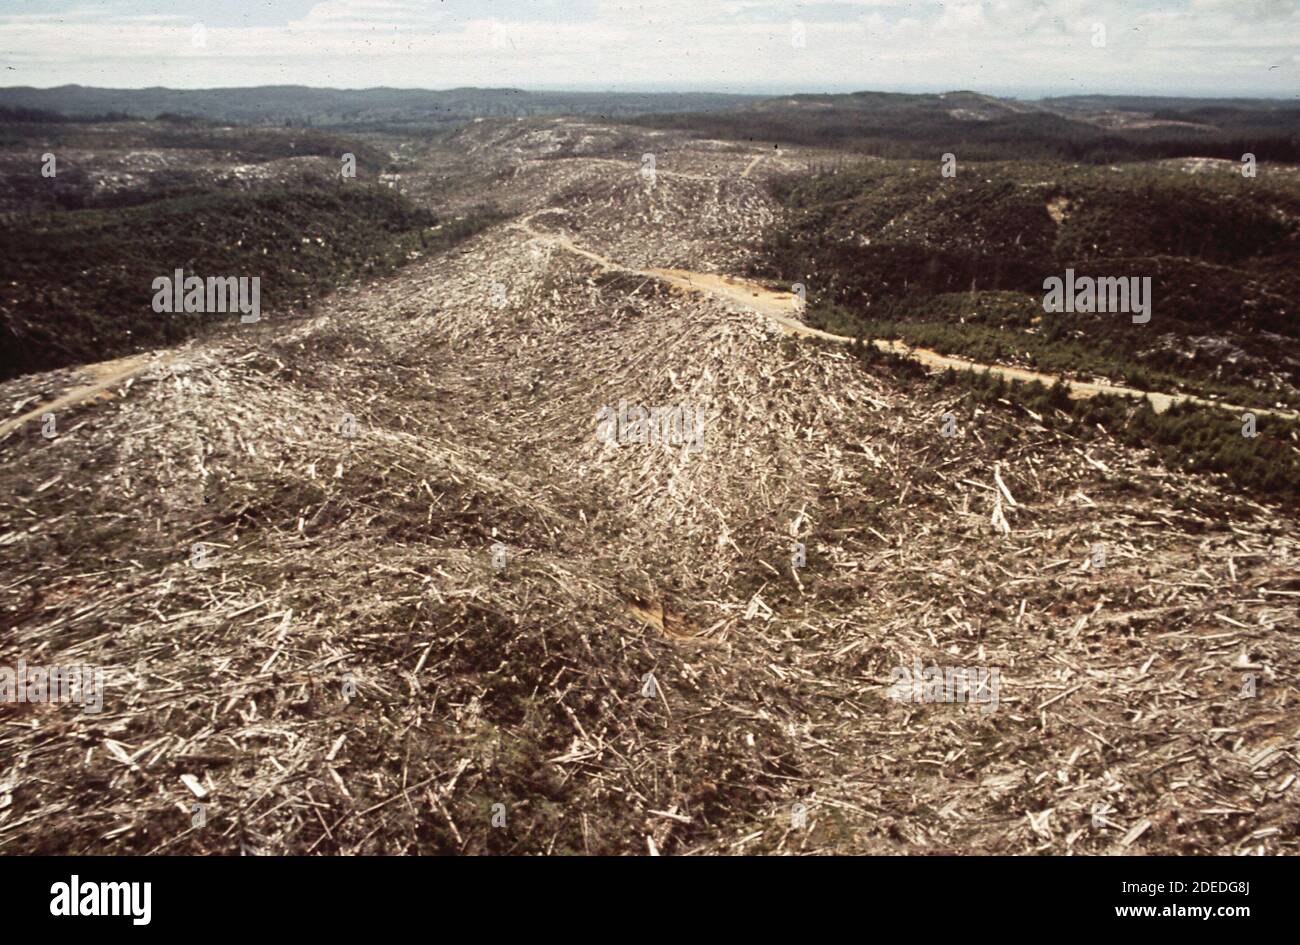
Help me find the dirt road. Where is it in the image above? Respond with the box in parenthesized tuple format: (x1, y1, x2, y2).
(517, 212, 1299, 421)
(6, 193, 1293, 441)
(0, 351, 171, 439)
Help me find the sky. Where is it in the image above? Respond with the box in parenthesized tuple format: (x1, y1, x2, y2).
(0, 0, 1295, 98)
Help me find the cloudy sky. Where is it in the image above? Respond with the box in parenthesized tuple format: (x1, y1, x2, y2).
(0, 0, 1295, 97)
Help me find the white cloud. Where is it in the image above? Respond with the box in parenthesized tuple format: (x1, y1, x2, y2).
(0, 0, 1294, 95)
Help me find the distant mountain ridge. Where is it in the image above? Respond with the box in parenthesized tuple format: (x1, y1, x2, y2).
(4, 85, 1295, 161)
(630, 88, 1300, 163)
(4, 85, 1294, 129)
(0, 84, 763, 127)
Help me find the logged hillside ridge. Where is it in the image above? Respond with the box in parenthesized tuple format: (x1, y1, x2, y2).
(757, 160, 1300, 413)
(0, 115, 1297, 855)
(0, 184, 469, 380)
(0, 119, 508, 380)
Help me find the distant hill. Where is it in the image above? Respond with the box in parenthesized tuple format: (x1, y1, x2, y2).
(5, 86, 1294, 152)
(0, 85, 761, 129)
(629, 89, 1300, 163)
(1041, 94, 1298, 112)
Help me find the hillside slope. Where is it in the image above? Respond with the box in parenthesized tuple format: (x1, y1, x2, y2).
(0, 122, 1296, 855)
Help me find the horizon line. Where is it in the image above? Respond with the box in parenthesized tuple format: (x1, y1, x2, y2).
(1, 83, 1296, 102)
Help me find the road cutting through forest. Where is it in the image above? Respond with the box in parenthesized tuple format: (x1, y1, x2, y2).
(0, 351, 172, 440)
(517, 210, 1300, 422)
(5, 202, 1294, 445)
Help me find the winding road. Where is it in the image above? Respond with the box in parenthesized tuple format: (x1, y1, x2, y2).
(4, 199, 1294, 445)
(516, 210, 1300, 422)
